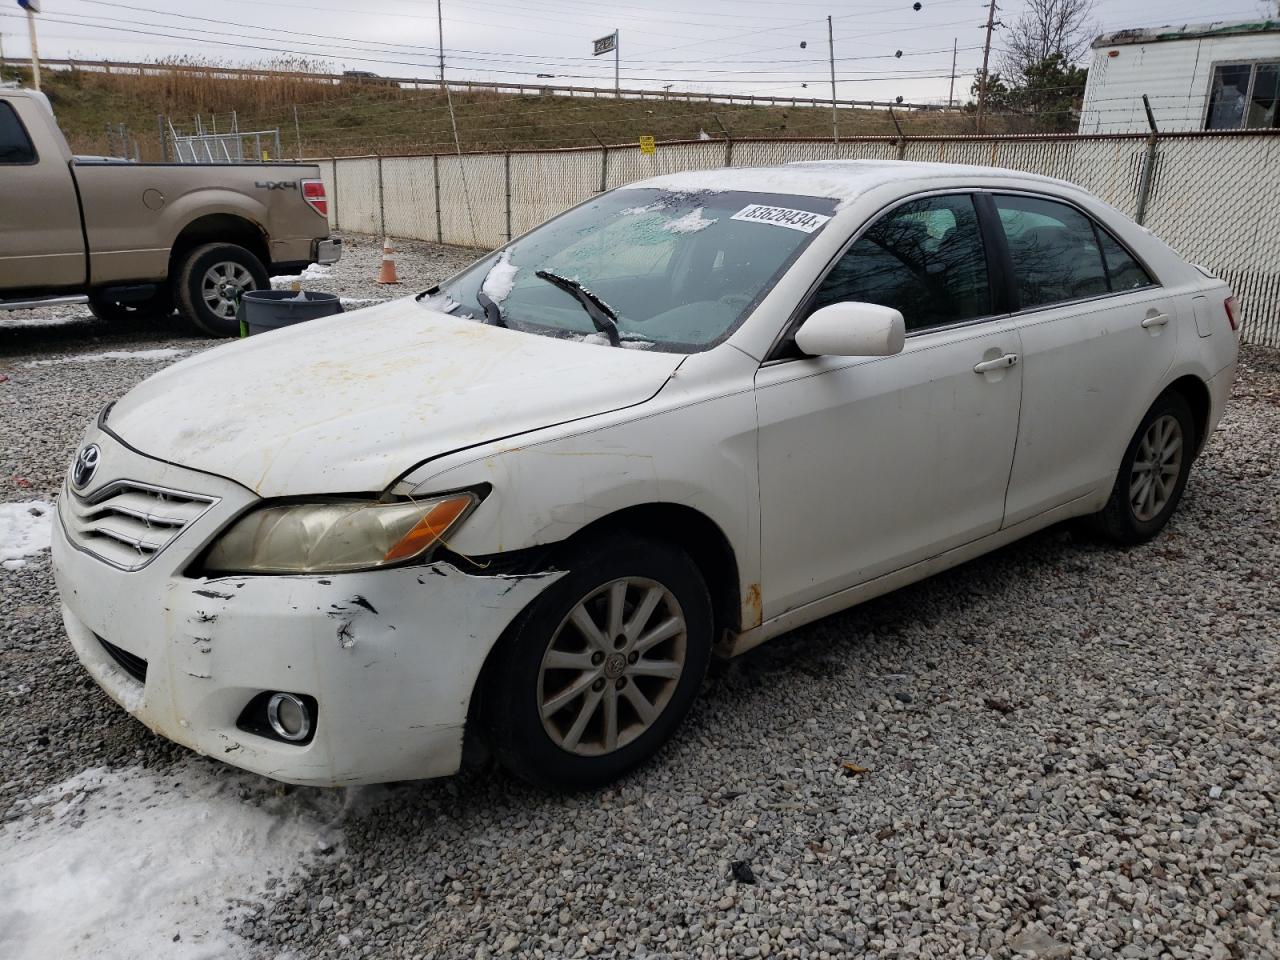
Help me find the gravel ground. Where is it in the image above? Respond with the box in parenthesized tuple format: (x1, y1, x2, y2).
(1, 239, 1277, 960)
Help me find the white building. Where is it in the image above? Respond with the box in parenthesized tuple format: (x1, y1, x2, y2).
(1078, 19, 1280, 134)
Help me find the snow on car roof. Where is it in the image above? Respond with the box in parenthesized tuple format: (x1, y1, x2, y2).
(624, 160, 1077, 207)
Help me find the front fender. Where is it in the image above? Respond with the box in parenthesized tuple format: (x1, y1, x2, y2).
(397, 347, 764, 630)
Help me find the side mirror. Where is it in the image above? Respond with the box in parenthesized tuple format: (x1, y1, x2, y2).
(793, 302, 906, 358)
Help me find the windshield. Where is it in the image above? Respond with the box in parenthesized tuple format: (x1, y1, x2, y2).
(420, 188, 836, 352)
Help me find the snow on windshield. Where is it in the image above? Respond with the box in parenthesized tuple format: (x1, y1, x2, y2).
(661, 207, 718, 234)
(480, 250, 520, 304)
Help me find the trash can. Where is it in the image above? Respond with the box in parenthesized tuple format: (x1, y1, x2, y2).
(241, 290, 343, 336)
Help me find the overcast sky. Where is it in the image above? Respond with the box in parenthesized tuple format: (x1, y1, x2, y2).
(0, 0, 1271, 104)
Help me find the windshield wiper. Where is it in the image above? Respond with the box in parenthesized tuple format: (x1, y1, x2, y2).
(534, 270, 621, 347)
(475, 289, 506, 327)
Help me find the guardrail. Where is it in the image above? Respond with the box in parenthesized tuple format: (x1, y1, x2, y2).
(0, 57, 949, 112)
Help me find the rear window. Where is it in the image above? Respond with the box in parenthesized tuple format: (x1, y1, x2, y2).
(0, 102, 36, 164)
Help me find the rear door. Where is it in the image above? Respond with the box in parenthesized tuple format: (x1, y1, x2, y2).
(754, 192, 1024, 618)
(0, 97, 85, 290)
(992, 192, 1179, 527)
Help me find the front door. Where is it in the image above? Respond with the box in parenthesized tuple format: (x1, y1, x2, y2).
(755, 192, 1024, 619)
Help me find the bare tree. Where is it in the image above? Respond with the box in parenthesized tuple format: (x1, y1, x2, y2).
(999, 0, 1099, 85)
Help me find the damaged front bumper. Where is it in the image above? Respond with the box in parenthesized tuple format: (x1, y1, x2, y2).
(51, 432, 560, 786)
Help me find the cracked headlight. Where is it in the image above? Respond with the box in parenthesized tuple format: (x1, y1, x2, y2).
(203, 493, 478, 574)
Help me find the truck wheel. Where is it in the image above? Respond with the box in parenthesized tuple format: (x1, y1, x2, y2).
(88, 290, 173, 324)
(174, 243, 270, 337)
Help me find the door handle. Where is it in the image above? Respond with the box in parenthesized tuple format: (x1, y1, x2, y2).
(973, 353, 1019, 374)
(1141, 313, 1170, 328)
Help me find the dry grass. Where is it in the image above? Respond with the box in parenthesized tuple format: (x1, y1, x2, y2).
(15, 59, 1055, 161)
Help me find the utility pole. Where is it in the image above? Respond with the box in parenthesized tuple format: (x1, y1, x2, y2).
(21, 1, 40, 92)
(614, 29, 620, 98)
(976, 0, 998, 134)
(827, 15, 838, 143)
(949, 37, 957, 108)
(437, 0, 445, 89)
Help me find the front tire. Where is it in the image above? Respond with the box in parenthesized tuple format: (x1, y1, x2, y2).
(1089, 390, 1196, 545)
(481, 536, 713, 791)
(173, 242, 269, 337)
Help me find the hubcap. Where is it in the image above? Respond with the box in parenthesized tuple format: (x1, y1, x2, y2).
(538, 577, 687, 757)
(201, 261, 255, 320)
(1129, 414, 1183, 522)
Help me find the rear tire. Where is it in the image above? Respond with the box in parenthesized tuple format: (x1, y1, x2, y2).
(1089, 390, 1196, 545)
(481, 536, 713, 791)
(173, 242, 269, 338)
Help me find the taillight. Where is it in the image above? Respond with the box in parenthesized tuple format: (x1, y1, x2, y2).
(301, 179, 328, 217)
(1224, 294, 1240, 332)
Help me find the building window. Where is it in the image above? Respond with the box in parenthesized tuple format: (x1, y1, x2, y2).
(1207, 62, 1280, 130)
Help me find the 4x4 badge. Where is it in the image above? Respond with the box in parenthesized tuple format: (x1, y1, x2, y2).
(72, 444, 100, 489)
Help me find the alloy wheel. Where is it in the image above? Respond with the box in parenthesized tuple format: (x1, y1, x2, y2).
(201, 261, 256, 320)
(1129, 413, 1183, 522)
(538, 577, 687, 757)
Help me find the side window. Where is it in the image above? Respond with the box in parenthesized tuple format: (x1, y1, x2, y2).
(810, 194, 990, 332)
(1096, 228, 1154, 292)
(1206, 64, 1252, 130)
(0, 103, 36, 164)
(994, 195, 1108, 309)
(1247, 64, 1279, 130)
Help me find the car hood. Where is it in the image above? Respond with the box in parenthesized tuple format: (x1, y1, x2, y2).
(106, 299, 683, 497)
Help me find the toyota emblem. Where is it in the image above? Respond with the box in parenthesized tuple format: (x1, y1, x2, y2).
(72, 443, 100, 489)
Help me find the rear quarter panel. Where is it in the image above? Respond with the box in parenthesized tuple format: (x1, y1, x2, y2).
(72, 163, 329, 284)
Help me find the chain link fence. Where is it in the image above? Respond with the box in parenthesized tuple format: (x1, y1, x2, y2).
(315, 131, 1280, 347)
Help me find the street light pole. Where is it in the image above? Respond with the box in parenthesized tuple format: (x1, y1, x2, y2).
(827, 15, 838, 143)
(614, 29, 620, 98)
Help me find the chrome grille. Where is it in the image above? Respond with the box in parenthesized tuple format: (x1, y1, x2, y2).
(62, 481, 217, 571)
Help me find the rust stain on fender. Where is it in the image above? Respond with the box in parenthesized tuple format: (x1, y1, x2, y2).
(744, 583, 762, 629)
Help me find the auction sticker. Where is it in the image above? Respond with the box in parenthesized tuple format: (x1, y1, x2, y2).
(730, 204, 831, 233)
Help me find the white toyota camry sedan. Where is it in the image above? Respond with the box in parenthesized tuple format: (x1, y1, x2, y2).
(52, 161, 1240, 790)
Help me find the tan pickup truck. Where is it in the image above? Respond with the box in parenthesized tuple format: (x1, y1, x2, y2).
(0, 89, 340, 336)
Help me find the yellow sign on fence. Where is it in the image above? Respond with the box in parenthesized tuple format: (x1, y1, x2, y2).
(639, 136, 656, 155)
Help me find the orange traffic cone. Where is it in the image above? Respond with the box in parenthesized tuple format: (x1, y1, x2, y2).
(376, 237, 400, 284)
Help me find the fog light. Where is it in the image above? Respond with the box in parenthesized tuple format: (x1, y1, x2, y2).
(267, 692, 311, 742)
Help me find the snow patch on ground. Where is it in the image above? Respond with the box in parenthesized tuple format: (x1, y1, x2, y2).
(0, 310, 89, 329)
(270, 263, 334, 288)
(0, 501, 53, 571)
(661, 207, 718, 234)
(0, 760, 345, 960)
(23, 348, 187, 367)
(480, 251, 519, 304)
